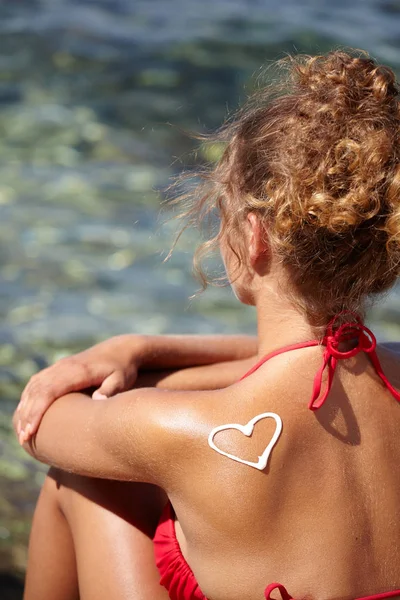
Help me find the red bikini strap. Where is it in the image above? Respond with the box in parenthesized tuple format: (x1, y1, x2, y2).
(264, 583, 294, 600)
(240, 312, 400, 411)
(309, 312, 400, 411)
(264, 583, 400, 600)
(239, 340, 320, 381)
(367, 350, 400, 403)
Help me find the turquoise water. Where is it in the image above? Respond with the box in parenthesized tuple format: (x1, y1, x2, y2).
(1, 0, 400, 587)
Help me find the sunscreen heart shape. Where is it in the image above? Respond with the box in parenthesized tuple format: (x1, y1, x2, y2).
(207, 412, 282, 471)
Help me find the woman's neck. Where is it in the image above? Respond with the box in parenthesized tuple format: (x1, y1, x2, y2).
(255, 288, 319, 359)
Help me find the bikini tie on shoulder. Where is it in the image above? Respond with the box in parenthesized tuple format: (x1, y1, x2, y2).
(239, 311, 400, 412)
(309, 312, 400, 411)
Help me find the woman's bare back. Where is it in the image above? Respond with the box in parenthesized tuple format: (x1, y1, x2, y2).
(169, 345, 400, 600)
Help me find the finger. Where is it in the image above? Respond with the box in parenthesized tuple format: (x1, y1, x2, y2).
(18, 376, 55, 436)
(20, 360, 106, 411)
(19, 362, 110, 433)
(92, 371, 126, 399)
(18, 423, 32, 445)
(92, 391, 108, 400)
(19, 388, 61, 438)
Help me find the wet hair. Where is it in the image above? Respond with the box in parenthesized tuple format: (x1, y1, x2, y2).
(169, 48, 400, 325)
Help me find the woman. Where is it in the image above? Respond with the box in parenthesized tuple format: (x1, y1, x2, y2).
(15, 50, 400, 599)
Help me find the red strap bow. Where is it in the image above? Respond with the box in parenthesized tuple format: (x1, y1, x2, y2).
(240, 311, 400, 411)
(309, 312, 400, 411)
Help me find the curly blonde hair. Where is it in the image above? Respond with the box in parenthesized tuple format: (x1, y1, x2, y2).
(169, 49, 400, 324)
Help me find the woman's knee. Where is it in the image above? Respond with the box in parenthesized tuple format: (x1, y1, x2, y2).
(47, 468, 167, 537)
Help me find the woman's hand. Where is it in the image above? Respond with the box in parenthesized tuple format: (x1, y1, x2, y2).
(16, 335, 145, 443)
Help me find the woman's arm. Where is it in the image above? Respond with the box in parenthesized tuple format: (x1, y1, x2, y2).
(18, 334, 257, 439)
(17, 357, 256, 443)
(134, 357, 257, 390)
(17, 386, 210, 487)
(135, 334, 258, 370)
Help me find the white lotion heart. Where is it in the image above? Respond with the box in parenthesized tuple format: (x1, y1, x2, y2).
(208, 412, 283, 471)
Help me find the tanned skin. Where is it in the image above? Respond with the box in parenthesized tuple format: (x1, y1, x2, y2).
(15, 213, 400, 600)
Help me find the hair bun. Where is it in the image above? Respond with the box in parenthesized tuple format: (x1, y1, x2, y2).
(292, 50, 399, 108)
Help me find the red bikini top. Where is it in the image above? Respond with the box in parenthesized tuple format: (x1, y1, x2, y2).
(240, 312, 400, 409)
